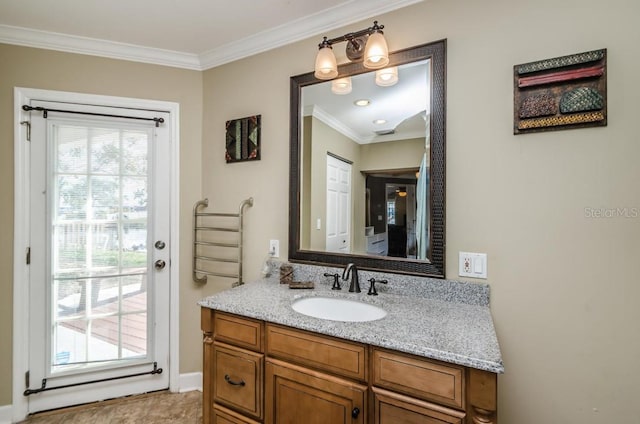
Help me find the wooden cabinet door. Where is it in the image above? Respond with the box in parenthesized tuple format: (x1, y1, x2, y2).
(265, 358, 367, 424)
(213, 404, 261, 424)
(373, 387, 465, 424)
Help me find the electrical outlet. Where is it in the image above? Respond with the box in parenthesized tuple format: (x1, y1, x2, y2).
(459, 252, 487, 279)
(462, 254, 472, 273)
(269, 240, 280, 258)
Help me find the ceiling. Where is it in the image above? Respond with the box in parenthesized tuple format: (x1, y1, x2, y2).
(0, 0, 423, 70)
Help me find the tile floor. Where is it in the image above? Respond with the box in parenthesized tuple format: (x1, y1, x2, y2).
(19, 390, 201, 424)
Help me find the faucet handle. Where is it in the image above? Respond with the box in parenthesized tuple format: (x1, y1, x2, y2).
(367, 278, 388, 296)
(323, 273, 341, 290)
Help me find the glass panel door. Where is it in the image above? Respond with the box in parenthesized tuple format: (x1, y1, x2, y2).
(50, 122, 153, 374)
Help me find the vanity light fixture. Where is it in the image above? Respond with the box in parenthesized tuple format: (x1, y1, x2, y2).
(314, 21, 389, 80)
(331, 77, 352, 95)
(354, 99, 370, 107)
(375, 66, 398, 87)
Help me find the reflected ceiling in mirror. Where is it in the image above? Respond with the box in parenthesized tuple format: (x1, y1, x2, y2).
(302, 60, 429, 144)
(289, 40, 446, 277)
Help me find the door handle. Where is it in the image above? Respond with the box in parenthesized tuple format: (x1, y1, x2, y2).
(154, 260, 166, 270)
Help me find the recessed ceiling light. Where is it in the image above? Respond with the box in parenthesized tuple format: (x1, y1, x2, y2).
(354, 99, 370, 107)
(373, 119, 387, 125)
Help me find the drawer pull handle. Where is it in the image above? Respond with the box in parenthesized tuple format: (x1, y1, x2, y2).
(351, 407, 360, 418)
(224, 374, 246, 386)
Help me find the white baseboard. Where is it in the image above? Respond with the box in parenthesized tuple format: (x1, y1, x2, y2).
(178, 372, 202, 393)
(0, 403, 12, 424)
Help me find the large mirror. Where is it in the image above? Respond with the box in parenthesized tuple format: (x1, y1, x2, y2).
(289, 40, 446, 277)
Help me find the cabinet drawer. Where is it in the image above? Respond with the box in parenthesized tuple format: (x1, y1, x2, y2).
(213, 404, 261, 424)
(372, 348, 464, 409)
(266, 324, 367, 381)
(213, 342, 263, 420)
(215, 312, 264, 352)
(373, 387, 465, 424)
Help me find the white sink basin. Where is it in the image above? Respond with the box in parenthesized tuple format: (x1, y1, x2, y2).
(291, 297, 387, 322)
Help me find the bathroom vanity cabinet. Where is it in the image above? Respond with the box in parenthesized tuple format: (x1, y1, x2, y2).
(202, 308, 498, 424)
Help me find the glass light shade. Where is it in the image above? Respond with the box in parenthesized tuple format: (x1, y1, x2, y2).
(363, 32, 389, 69)
(375, 66, 398, 86)
(331, 77, 352, 95)
(314, 46, 338, 80)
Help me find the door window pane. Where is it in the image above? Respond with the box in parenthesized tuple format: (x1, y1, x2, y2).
(50, 123, 150, 373)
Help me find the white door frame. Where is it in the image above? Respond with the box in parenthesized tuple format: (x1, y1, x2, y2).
(12, 87, 181, 422)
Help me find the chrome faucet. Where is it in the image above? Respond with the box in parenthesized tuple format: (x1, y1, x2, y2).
(342, 263, 361, 293)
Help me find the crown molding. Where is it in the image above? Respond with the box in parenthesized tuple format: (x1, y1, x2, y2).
(199, 0, 424, 69)
(0, 0, 423, 71)
(0, 24, 203, 70)
(305, 104, 364, 144)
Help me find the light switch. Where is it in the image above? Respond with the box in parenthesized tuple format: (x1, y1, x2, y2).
(473, 257, 483, 273)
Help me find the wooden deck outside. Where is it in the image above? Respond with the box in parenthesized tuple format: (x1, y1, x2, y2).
(61, 289, 148, 356)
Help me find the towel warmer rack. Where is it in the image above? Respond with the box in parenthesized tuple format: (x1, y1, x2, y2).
(193, 197, 253, 286)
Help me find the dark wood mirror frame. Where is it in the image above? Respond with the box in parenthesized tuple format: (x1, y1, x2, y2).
(288, 39, 446, 277)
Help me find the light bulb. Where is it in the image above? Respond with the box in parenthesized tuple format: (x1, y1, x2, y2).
(314, 46, 338, 80)
(363, 32, 389, 69)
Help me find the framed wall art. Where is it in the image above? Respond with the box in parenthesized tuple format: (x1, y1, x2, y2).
(225, 115, 261, 163)
(514, 49, 607, 134)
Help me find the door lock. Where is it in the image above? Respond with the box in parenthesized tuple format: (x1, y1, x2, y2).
(154, 240, 166, 250)
(154, 259, 166, 270)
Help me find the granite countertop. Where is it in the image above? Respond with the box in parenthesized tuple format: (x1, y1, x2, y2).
(199, 273, 504, 374)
